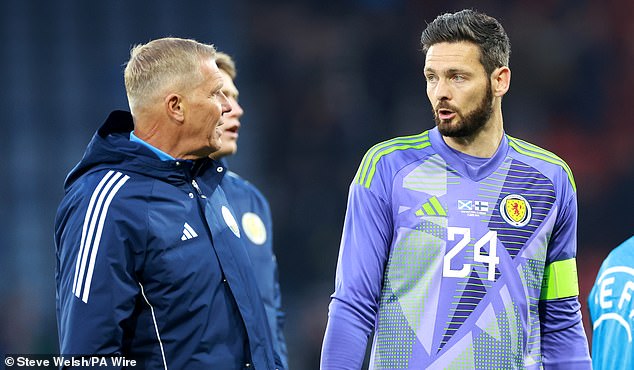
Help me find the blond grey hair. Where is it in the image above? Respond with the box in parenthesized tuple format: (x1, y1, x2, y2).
(124, 37, 217, 112)
(215, 51, 237, 79)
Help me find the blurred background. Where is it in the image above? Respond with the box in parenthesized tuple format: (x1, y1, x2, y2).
(1, 0, 633, 368)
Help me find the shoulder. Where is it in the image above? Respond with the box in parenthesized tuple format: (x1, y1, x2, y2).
(355, 130, 434, 189)
(604, 236, 634, 267)
(55, 169, 152, 252)
(66, 169, 135, 202)
(224, 171, 268, 200)
(506, 135, 576, 192)
(225, 170, 250, 188)
(62, 168, 155, 219)
(221, 171, 272, 220)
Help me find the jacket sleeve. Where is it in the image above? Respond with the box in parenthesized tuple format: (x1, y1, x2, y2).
(55, 173, 142, 361)
(539, 191, 591, 369)
(272, 259, 289, 369)
(258, 188, 288, 369)
(321, 182, 392, 369)
(264, 193, 288, 369)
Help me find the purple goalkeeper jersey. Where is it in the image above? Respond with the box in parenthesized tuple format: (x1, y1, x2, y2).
(321, 127, 590, 369)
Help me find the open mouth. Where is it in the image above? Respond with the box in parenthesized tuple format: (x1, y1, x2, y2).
(221, 123, 240, 138)
(437, 109, 456, 120)
(225, 125, 239, 133)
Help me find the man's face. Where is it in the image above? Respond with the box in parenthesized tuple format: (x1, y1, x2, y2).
(424, 41, 493, 138)
(182, 58, 231, 156)
(212, 69, 244, 159)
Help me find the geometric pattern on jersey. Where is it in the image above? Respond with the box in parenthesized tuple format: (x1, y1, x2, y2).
(517, 262, 543, 365)
(439, 268, 491, 352)
(423, 289, 526, 369)
(482, 158, 555, 366)
(487, 159, 555, 259)
(373, 277, 419, 369)
(437, 158, 555, 358)
(375, 225, 445, 367)
(370, 142, 562, 368)
(356, 131, 430, 189)
(472, 285, 524, 369)
(374, 153, 449, 367)
(437, 164, 504, 353)
(403, 153, 449, 197)
(516, 212, 553, 364)
(426, 285, 526, 369)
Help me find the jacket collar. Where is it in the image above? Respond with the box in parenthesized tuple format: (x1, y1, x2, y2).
(64, 110, 220, 190)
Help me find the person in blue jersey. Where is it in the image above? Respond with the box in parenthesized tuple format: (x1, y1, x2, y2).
(55, 37, 283, 369)
(588, 235, 634, 369)
(210, 51, 288, 369)
(321, 9, 591, 369)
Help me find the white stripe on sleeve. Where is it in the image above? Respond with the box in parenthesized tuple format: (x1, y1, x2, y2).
(72, 171, 129, 303)
(73, 170, 115, 292)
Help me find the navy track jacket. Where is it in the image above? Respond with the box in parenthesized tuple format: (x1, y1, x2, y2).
(55, 111, 282, 369)
(221, 169, 288, 368)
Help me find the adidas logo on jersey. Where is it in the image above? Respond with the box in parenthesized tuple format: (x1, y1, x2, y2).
(415, 196, 447, 217)
(181, 222, 198, 240)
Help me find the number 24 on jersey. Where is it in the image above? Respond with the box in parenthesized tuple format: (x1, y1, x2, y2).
(443, 227, 499, 281)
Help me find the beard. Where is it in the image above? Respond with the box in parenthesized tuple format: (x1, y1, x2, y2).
(434, 84, 493, 138)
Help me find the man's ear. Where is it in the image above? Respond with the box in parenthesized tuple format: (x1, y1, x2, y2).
(491, 66, 511, 97)
(165, 93, 185, 123)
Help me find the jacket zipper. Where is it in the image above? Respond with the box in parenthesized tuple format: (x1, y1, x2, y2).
(191, 179, 207, 199)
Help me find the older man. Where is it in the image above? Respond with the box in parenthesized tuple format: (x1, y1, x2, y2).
(55, 37, 282, 369)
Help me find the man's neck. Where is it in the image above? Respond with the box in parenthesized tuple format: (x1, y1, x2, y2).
(442, 115, 504, 158)
(133, 112, 205, 160)
(130, 131, 175, 161)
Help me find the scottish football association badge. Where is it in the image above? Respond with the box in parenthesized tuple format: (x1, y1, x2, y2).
(500, 194, 531, 227)
(242, 212, 267, 245)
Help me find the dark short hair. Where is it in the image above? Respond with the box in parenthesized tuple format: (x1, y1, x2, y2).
(420, 9, 510, 76)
